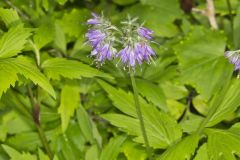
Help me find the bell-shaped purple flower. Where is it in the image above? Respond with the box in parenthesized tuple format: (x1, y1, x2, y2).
(117, 42, 155, 67)
(87, 13, 102, 25)
(225, 50, 240, 70)
(137, 27, 153, 40)
(91, 43, 116, 62)
(85, 30, 106, 48)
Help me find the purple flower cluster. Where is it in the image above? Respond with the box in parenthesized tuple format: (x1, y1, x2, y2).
(85, 13, 116, 63)
(117, 26, 155, 67)
(225, 50, 240, 70)
(86, 13, 156, 68)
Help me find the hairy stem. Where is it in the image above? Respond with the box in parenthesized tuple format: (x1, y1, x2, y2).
(27, 86, 54, 159)
(130, 70, 152, 160)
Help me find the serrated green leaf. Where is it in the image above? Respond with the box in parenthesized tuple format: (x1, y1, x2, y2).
(174, 27, 233, 100)
(58, 82, 80, 132)
(158, 134, 199, 160)
(205, 124, 240, 160)
(2, 145, 37, 160)
(98, 80, 182, 149)
(0, 57, 55, 98)
(0, 8, 20, 27)
(136, 79, 168, 112)
(99, 136, 126, 160)
(0, 25, 32, 58)
(42, 58, 112, 80)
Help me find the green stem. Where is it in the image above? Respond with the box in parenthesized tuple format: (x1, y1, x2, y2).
(130, 70, 152, 160)
(27, 86, 53, 159)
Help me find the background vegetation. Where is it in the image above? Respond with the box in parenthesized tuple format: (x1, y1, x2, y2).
(0, 0, 240, 160)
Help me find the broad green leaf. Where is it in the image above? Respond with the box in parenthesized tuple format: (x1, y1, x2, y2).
(0, 57, 55, 98)
(158, 134, 199, 160)
(98, 80, 182, 149)
(0, 25, 32, 58)
(33, 17, 55, 49)
(166, 99, 185, 119)
(58, 9, 90, 38)
(136, 79, 168, 112)
(174, 27, 233, 100)
(0, 8, 20, 27)
(206, 79, 240, 127)
(42, 58, 112, 80)
(194, 144, 209, 160)
(160, 81, 188, 100)
(2, 145, 37, 160)
(58, 82, 80, 132)
(205, 123, 240, 160)
(99, 136, 126, 160)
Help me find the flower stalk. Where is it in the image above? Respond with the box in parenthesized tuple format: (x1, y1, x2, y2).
(130, 70, 152, 160)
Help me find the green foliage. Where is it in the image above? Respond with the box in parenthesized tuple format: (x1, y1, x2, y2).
(0, 0, 240, 160)
(98, 80, 182, 149)
(42, 58, 112, 80)
(0, 25, 32, 58)
(58, 82, 80, 132)
(174, 27, 233, 100)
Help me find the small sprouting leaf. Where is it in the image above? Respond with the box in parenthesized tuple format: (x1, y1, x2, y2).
(0, 8, 20, 27)
(42, 58, 113, 80)
(58, 81, 80, 132)
(99, 136, 126, 160)
(158, 134, 199, 160)
(205, 123, 240, 160)
(2, 145, 37, 160)
(0, 25, 32, 58)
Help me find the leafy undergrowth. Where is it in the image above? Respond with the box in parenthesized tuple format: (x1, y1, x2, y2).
(0, 0, 240, 160)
